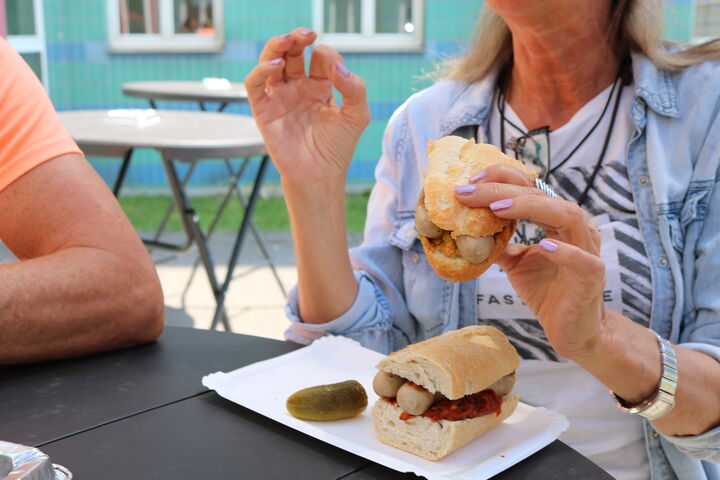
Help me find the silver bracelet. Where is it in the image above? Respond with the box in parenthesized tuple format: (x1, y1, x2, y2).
(611, 331, 678, 421)
(534, 177, 558, 199)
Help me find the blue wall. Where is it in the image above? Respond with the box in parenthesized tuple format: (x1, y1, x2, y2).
(42, 0, 697, 189)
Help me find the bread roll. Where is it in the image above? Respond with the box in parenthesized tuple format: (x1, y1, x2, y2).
(418, 136, 531, 282)
(372, 394, 519, 461)
(371, 326, 521, 461)
(375, 326, 520, 400)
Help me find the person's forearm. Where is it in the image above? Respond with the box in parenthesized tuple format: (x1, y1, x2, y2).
(0, 247, 164, 363)
(568, 309, 720, 436)
(283, 177, 358, 324)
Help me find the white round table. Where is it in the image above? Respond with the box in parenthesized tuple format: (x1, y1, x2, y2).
(59, 109, 274, 331)
(122, 81, 248, 111)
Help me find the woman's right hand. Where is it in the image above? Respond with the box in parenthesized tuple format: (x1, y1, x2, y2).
(244, 28, 370, 187)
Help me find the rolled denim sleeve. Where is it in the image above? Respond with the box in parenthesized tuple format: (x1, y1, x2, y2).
(660, 422, 720, 464)
(284, 270, 394, 353)
(283, 107, 416, 354)
(657, 339, 720, 464)
(661, 111, 720, 463)
(687, 108, 720, 356)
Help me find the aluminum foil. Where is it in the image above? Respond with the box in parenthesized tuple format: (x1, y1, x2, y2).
(0, 441, 71, 480)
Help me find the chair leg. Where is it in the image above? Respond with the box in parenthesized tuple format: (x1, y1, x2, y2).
(151, 162, 198, 244)
(161, 152, 232, 332)
(210, 155, 271, 331)
(223, 159, 287, 299)
(112, 148, 134, 197)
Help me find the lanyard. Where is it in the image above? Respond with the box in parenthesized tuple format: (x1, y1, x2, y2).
(497, 60, 629, 207)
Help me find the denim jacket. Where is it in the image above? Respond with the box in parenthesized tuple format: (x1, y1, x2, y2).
(285, 53, 720, 478)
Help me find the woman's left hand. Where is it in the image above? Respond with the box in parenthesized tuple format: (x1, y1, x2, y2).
(455, 165, 607, 360)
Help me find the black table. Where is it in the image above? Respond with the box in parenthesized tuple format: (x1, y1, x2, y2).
(0, 327, 613, 479)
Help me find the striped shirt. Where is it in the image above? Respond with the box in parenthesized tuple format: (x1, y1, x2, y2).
(477, 83, 654, 479)
(477, 82, 655, 362)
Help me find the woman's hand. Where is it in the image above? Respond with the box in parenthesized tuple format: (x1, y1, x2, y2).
(457, 167, 720, 438)
(455, 165, 607, 360)
(244, 28, 370, 186)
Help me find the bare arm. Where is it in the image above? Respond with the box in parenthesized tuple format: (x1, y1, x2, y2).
(284, 178, 357, 323)
(0, 153, 164, 363)
(574, 310, 720, 436)
(245, 29, 370, 323)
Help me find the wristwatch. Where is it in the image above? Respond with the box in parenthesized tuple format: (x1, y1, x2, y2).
(611, 331, 678, 420)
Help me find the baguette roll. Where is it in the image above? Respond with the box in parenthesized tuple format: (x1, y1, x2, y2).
(375, 325, 520, 400)
(372, 394, 519, 461)
(372, 326, 521, 461)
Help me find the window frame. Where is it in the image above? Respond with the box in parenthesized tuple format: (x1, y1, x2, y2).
(312, 0, 424, 53)
(107, 0, 224, 54)
(5, 0, 48, 88)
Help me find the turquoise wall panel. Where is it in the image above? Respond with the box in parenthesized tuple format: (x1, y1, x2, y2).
(46, 0, 106, 42)
(425, 0, 482, 41)
(41, 0, 702, 188)
(228, 0, 313, 39)
(665, 2, 694, 42)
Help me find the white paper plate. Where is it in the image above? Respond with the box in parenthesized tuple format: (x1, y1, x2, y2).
(202, 336, 568, 480)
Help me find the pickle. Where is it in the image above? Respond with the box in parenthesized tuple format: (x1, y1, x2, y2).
(286, 380, 368, 421)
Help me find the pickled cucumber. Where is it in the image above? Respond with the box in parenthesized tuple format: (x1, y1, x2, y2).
(286, 380, 368, 421)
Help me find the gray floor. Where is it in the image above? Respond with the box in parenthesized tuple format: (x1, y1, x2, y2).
(1, 231, 363, 340)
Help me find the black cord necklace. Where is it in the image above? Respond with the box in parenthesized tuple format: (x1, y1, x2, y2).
(576, 75, 625, 207)
(498, 59, 629, 207)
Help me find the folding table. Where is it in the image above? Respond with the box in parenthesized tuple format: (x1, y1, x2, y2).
(122, 80, 248, 112)
(120, 81, 287, 299)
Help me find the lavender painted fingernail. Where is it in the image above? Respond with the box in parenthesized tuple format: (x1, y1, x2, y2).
(489, 198, 513, 210)
(539, 239, 559, 252)
(280, 33, 291, 40)
(454, 185, 476, 195)
(336, 61, 351, 78)
(469, 171, 486, 183)
(269, 58, 283, 65)
(299, 29, 313, 36)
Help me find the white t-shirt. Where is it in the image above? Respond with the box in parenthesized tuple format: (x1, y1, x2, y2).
(477, 82, 652, 480)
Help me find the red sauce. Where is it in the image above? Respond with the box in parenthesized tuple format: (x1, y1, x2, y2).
(398, 389, 502, 422)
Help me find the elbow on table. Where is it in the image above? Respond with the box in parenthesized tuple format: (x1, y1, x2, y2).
(134, 295, 165, 345)
(122, 266, 165, 345)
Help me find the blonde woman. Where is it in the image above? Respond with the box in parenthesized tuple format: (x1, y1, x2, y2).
(245, 1, 720, 478)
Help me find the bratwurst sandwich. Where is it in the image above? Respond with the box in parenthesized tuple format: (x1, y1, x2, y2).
(416, 136, 531, 282)
(371, 326, 520, 461)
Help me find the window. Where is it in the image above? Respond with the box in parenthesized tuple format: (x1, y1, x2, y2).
(107, 0, 224, 53)
(6, 0, 36, 35)
(313, 0, 424, 52)
(4, 0, 48, 87)
(693, 0, 720, 41)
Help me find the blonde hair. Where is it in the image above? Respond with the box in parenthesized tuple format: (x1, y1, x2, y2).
(444, 0, 720, 83)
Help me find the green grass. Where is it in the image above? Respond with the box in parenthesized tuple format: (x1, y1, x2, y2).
(119, 192, 370, 233)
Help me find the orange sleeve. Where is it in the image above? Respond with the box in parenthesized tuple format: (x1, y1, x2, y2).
(0, 39, 82, 193)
